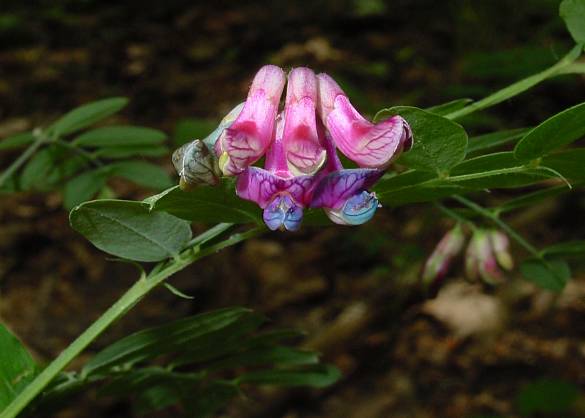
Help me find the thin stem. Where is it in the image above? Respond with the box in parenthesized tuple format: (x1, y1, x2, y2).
(0, 133, 47, 188)
(445, 45, 582, 120)
(54, 139, 104, 168)
(433, 202, 476, 230)
(452, 195, 540, 257)
(0, 226, 263, 418)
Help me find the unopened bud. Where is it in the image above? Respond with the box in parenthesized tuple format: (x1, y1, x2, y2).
(489, 229, 514, 271)
(172, 139, 221, 189)
(422, 224, 465, 289)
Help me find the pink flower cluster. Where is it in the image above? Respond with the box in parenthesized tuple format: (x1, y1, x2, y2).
(173, 65, 412, 231)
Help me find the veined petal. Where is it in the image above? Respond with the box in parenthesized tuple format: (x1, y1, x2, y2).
(236, 167, 315, 208)
(326, 96, 410, 168)
(263, 194, 304, 231)
(309, 168, 383, 210)
(317, 72, 412, 168)
(172, 139, 220, 189)
(218, 65, 285, 175)
(283, 68, 326, 176)
(324, 191, 380, 226)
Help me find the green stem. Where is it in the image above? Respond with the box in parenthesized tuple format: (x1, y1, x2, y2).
(445, 45, 582, 120)
(434, 202, 476, 230)
(0, 226, 263, 418)
(54, 139, 104, 168)
(0, 133, 47, 188)
(452, 195, 540, 257)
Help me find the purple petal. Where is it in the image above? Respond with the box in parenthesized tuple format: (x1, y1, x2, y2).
(309, 168, 383, 210)
(263, 194, 303, 231)
(236, 167, 316, 208)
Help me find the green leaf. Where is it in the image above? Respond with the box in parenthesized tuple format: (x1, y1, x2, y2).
(49, 97, 128, 136)
(163, 283, 195, 300)
(517, 378, 579, 415)
(520, 258, 571, 292)
(63, 169, 108, 210)
(174, 118, 217, 146)
(82, 307, 252, 376)
(72, 126, 166, 147)
(560, 0, 585, 44)
(0, 324, 38, 411)
(208, 346, 319, 372)
(390, 106, 468, 173)
(70, 199, 192, 262)
(498, 185, 568, 213)
(94, 144, 168, 159)
(19, 147, 59, 191)
(466, 128, 529, 155)
(0, 132, 34, 151)
(541, 240, 585, 257)
(450, 152, 551, 188)
(147, 183, 262, 224)
(514, 102, 585, 161)
(541, 148, 585, 180)
(237, 365, 341, 388)
(425, 99, 472, 117)
(110, 161, 173, 190)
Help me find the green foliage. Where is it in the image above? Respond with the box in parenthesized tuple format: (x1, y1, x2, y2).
(425, 99, 473, 116)
(37, 308, 339, 417)
(466, 128, 529, 155)
(379, 106, 468, 174)
(519, 258, 571, 292)
(0, 132, 35, 151)
(173, 118, 218, 146)
(0, 325, 38, 412)
(70, 200, 192, 262)
(49, 97, 128, 136)
(560, 0, 585, 44)
(72, 126, 166, 147)
(514, 101, 585, 161)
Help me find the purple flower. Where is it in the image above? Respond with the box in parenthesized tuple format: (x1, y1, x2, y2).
(309, 131, 383, 225)
(422, 224, 465, 290)
(282, 68, 326, 176)
(217, 65, 286, 176)
(236, 114, 315, 231)
(317, 73, 412, 169)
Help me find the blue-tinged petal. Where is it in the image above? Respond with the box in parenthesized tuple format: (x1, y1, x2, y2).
(309, 168, 383, 210)
(324, 191, 380, 225)
(262, 194, 304, 231)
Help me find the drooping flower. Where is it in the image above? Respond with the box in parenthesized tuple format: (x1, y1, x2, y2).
(236, 114, 315, 231)
(488, 229, 514, 271)
(282, 67, 326, 176)
(465, 229, 503, 285)
(217, 65, 286, 176)
(422, 224, 465, 290)
(316, 73, 412, 169)
(309, 131, 383, 225)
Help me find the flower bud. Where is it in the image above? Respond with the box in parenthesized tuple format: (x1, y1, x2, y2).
(489, 229, 514, 271)
(422, 224, 465, 288)
(172, 139, 221, 189)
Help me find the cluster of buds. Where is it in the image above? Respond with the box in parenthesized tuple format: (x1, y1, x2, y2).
(173, 65, 412, 231)
(422, 226, 514, 292)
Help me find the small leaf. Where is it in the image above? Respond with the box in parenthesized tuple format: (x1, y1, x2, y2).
(541, 240, 585, 257)
(0, 132, 34, 151)
(560, 0, 585, 44)
(110, 161, 173, 190)
(514, 101, 585, 161)
(147, 183, 262, 224)
(425, 98, 472, 117)
(73, 126, 166, 147)
(466, 128, 529, 155)
(520, 258, 571, 292)
(498, 186, 567, 213)
(517, 378, 579, 415)
(63, 169, 108, 210)
(541, 148, 585, 181)
(208, 346, 319, 372)
(70, 199, 192, 262)
(19, 147, 58, 191)
(82, 307, 252, 376)
(49, 97, 128, 136)
(390, 106, 468, 173)
(94, 144, 168, 159)
(0, 324, 38, 411)
(237, 365, 341, 388)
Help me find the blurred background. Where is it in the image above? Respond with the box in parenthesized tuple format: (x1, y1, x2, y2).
(1, 0, 585, 417)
